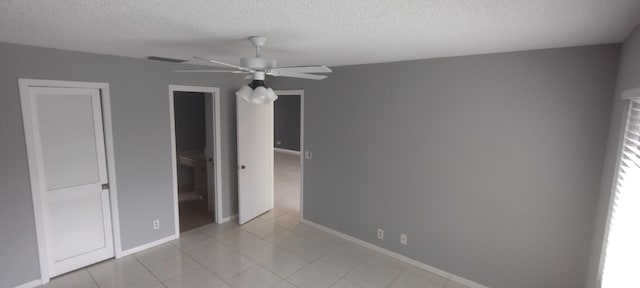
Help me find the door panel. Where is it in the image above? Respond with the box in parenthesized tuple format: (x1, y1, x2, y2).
(48, 184, 106, 260)
(237, 95, 274, 224)
(28, 86, 113, 277)
(205, 93, 216, 212)
(37, 93, 102, 189)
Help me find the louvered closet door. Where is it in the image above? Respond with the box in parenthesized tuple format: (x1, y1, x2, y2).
(28, 86, 114, 277)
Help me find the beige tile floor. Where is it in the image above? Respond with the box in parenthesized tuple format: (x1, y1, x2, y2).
(38, 152, 468, 288)
(274, 151, 301, 212)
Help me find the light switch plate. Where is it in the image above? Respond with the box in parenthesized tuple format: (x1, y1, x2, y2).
(305, 150, 312, 159)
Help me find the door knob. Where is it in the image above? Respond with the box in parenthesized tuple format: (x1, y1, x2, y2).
(240, 165, 246, 170)
(208, 157, 213, 162)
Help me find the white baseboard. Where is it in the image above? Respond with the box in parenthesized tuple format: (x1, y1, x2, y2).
(117, 234, 178, 258)
(274, 147, 301, 155)
(219, 214, 238, 224)
(301, 220, 490, 288)
(13, 279, 42, 288)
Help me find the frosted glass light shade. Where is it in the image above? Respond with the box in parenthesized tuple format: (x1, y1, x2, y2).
(236, 85, 278, 104)
(236, 85, 253, 103)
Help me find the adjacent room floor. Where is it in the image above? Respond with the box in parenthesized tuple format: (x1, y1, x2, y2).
(179, 197, 215, 233)
(275, 151, 301, 213)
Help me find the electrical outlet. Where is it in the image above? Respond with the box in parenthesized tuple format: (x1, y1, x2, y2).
(276, 140, 281, 145)
(153, 220, 160, 230)
(377, 228, 384, 240)
(400, 233, 407, 245)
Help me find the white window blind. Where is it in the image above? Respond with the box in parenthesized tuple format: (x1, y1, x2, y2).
(601, 99, 640, 287)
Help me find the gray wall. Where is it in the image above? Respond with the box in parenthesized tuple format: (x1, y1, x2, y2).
(0, 42, 243, 287)
(586, 25, 640, 288)
(274, 94, 301, 151)
(272, 45, 620, 288)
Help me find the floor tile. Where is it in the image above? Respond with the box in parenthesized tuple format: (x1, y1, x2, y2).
(237, 240, 281, 262)
(258, 249, 309, 278)
(87, 256, 161, 288)
(271, 281, 298, 288)
(217, 230, 263, 251)
(387, 266, 448, 288)
(225, 266, 282, 288)
(310, 231, 350, 248)
(42, 269, 98, 288)
(329, 279, 362, 288)
(135, 244, 201, 281)
(444, 280, 468, 288)
(134, 243, 177, 259)
(199, 221, 241, 238)
(363, 253, 408, 276)
(267, 230, 307, 248)
(334, 242, 375, 262)
(288, 223, 321, 238)
(183, 238, 236, 263)
(171, 229, 211, 249)
(241, 219, 286, 238)
(286, 264, 340, 288)
(257, 210, 279, 221)
(344, 263, 399, 288)
(163, 267, 230, 288)
(313, 251, 363, 277)
(197, 251, 255, 279)
(270, 214, 301, 230)
(283, 238, 333, 262)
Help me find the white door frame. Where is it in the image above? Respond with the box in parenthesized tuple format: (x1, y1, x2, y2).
(169, 85, 223, 232)
(19, 79, 121, 284)
(274, 90, 305, 219)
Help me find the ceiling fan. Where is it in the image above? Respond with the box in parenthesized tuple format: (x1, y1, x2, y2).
(176, 36, 332, 104)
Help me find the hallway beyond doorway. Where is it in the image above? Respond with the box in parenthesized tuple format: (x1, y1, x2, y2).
(274, 151, 300, 214)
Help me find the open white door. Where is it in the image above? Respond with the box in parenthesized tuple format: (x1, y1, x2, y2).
(23, 86, 114, 277)
(237, 95, 274, 224)
(205, 93, 216, 214)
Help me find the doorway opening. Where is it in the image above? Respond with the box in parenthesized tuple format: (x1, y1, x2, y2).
(273, 90, 304, 217)
(169, 85, 222, 234)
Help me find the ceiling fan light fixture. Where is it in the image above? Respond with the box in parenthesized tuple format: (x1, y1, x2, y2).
(236, 80, 278, 104)
(236, 85, 254, 103)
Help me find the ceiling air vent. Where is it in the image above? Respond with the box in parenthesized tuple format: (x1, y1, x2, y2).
(147, 56, 186, 63)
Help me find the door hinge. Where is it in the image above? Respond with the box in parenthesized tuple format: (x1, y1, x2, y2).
(101, 183, 109, 190)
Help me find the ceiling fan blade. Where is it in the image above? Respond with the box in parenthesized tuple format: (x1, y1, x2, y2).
(174, 69, 249, 73)
(271, 65, 332, 74)
(193, 56, 254, 72)
(270, 71, 328, 80)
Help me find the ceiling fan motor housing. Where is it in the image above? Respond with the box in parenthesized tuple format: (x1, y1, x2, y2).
(241, 57, 276, 71)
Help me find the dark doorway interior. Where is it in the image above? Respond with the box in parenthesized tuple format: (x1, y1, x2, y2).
(274, 94, 301, 151)
(174, 91, 214, 232)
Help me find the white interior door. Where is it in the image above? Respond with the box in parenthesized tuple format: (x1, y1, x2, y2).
(205, 93, 216, 213)
(26, 86, 114, 277)
(237, 95, 274, 224)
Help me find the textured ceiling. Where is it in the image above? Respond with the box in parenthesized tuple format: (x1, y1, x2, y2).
(0, 0, 639, 67)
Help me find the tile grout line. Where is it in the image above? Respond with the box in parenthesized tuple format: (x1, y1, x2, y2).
(383, 264, 410, 288)
(170, 231, 253, 287)
(84, 268, 101, 288)
(131, 253, 168, 288)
